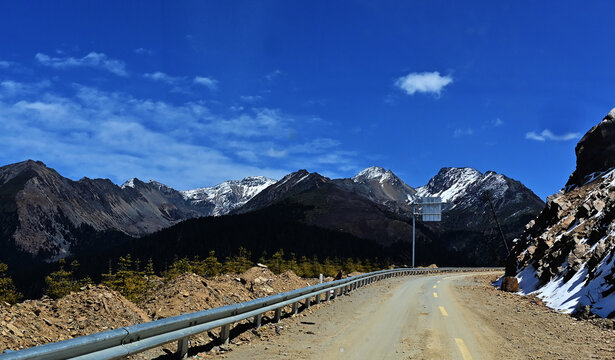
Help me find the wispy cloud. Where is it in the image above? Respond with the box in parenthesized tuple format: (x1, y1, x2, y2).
(134, 48, 153, 55)
(395, 71, 453, 96)
(0, 80, 357, 188)
(1, 80, 44, 96)
(144, 71, 182, 85)
(492, 118, 504, 127)
(0, 60, 12, 69)
(240, 95, 263, 103)
(453, 128, 474, 137)
(525, 129, 581, 142)
(35, 52, 128, 76)
(265, 69, 282, 82)
(193, 76, 218, 91)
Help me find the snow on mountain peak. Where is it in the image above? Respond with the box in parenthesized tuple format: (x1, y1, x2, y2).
(180, 176, 276, 216)
(416, 167, 483, 204)
(121, 178, 139, 189)
(353, 166, 396, 184)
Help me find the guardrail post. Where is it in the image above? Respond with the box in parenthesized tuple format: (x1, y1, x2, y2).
(292, 302, 299, 315)
(305, 296, 311, 309)
(254, 314, 262, 328)
(220, 324, 230, 345)
(331, 288, 337, 300)
(177, 337, 189, 359)
(325, 290, 331, 301)
(275, 308, 282, 323)
(315, 292, 321, 304)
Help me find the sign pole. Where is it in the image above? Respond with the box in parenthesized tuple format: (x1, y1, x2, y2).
(412, 206, 415, 268)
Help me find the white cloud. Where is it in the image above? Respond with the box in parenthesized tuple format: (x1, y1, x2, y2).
(0, 60, 11, 69)
(193, 76, 218, 90)
(144, 71, 182, 85)
(453, 128, 474, 137)
(0, 80, 358, 188)
(265, 148, 287, 158)
(395, 71, 453, 96)
(492, 118, 504, 127)
(525, 129, 581, 142)
(35, 52, 128, 76)
(0, 80, 50, 97)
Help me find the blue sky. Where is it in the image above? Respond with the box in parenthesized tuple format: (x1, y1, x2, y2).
(1, 1, 614, 199)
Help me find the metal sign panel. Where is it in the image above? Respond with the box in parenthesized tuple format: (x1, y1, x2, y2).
(421, 196, 442, 222)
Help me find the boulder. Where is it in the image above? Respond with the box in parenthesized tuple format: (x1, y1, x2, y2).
(501, 276, 519, 292)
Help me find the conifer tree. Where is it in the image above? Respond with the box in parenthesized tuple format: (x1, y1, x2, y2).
(44, 259, 91, 299)
(203, 251, 222, 277)
(0, 262, 21, 304)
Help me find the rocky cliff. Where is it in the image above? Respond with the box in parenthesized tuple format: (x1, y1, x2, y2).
(507, 108, 615, 318)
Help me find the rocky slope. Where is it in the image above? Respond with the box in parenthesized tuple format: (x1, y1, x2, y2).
(333, 166, 416, 214)
(0, 161, 274, 263)
(0, 267, 317, 355)
(507, 108, 615, 318)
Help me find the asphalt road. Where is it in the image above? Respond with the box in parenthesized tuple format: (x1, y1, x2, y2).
(225, 272, 503, 360)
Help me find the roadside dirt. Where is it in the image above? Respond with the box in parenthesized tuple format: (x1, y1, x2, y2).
(454, 274, 615, 360)
(0, 284, 150, 353)
(0, 267, 318, 356)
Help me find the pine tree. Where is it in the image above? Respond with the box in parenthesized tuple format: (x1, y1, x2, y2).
(103, 254, 147, 303)
(0, 262, 22, 304)
(203, 251, 222, 277)
(44, 259, 91, 299)
(287, 253, 299, 274)
(298, 256, 311, 277)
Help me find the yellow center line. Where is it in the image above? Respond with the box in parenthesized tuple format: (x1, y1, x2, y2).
(437, 280, 441, 283)
(455, 338, 473, 360)
(433, 285, 437, 289)
(439, 306, 448, 316)
(433, 292, 438, 298)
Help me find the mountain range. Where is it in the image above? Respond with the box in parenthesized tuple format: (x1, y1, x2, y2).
(0, 159, 544, 272)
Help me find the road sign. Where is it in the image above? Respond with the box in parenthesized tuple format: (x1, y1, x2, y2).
(409, 196, 444, 268)
(421, 196, 442, 221)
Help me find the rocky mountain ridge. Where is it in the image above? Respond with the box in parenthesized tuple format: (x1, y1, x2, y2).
(507, 108, 615, 318)
(0, 161, 274, 262)
(0, 159, 543, 269)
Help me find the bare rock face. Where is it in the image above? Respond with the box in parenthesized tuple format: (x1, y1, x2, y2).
(507, 108, 615, 318)
(566, 108, 615, 189)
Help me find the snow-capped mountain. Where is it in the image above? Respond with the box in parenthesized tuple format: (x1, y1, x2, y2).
(181, 176, 276, 216)
(416, 167, 544, 234)
(333, 166, 416, 212)
(236, 170, 329, 214)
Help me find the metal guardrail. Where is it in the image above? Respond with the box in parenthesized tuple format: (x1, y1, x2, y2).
(0, 267, 502, 360)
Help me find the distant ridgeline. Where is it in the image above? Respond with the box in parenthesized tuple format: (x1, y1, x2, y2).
(0, 160, 543, 298)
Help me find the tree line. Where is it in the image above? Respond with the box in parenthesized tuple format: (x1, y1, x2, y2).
(0, 247, 388, 304)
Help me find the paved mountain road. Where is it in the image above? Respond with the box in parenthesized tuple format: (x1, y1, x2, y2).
(225, 272, 503, 360)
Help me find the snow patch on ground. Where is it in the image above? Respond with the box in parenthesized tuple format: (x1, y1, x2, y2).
(516, 264, 540, 294)
(516, 247, 615, 317)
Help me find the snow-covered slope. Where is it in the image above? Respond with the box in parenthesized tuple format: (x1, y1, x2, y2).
(507, 108, 615, 318)
(181, 176, 276, 216)
(416, 167, 512, 208)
